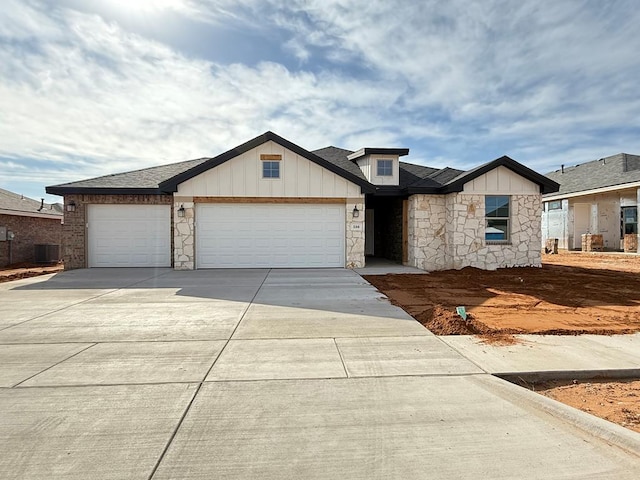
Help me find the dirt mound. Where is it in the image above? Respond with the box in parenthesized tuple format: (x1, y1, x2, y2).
(364, 254, 640, 339)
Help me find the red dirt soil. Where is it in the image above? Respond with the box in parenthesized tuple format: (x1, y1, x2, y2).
(364, 252, 640, 339)
(536, 379, 640, 434)
(0, 262, 63, 283)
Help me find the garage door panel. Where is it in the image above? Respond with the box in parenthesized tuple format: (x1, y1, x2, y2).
(88, 205, 171, 268)
(196, 204, 345, 268)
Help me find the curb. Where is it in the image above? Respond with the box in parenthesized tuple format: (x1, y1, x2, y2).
(471, 374, 640, 457)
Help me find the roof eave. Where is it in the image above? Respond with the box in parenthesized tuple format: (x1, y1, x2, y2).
(159, 131, 375, 194)
(45, 187, 163, 196)
(405, 186, 443, 195)
(440, 156, 560, 195)
(347, 148, 410, 162)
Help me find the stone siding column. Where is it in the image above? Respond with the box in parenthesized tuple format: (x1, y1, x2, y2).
(174, 201, 195, 270)
(346, 199, 365, 268)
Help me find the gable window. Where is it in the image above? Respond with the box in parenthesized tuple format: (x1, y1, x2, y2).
(377, 159, 393, 176)
(262, 161, 280, 178)
(485, 195, 510, 243)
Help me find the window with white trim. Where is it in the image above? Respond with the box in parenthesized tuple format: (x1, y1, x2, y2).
(485, 195, 510, 243)
(377, 159, 393, 176)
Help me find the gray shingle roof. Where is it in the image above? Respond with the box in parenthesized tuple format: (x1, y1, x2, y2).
(46, 132, 557, 197)
(311, 146, 367, 181)
(313, 148, 449, 189)
(49, 158, 210, 191)
(0, 188, 63, 217)
(543, 153, 640, 197)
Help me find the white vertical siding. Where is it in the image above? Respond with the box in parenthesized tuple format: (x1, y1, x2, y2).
(463, 166, 539, 194)
(176, 141, 362, 198)
(356, 154, 399, 186)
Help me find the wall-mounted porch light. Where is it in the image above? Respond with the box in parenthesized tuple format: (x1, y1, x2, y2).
(66, 200, 76, 212)
(177, 204, 186, 217)
(352, 205, 360, 218)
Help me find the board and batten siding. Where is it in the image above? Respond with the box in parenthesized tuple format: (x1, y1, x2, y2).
(176, 141, 363, 198)
(463, 166, 539, 194)
(355, 155, 400, 186)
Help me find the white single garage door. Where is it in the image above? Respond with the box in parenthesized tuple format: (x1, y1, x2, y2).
(88, 205, 171, 267)
(196, 203, 345, 268)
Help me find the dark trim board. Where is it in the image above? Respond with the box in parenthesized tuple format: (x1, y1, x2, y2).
(45, 187, 164, 196)
(159, 132, 376, 194)
(439, 156, 560, 195)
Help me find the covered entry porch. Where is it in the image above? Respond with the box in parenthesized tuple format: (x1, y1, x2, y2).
(364, 195, 408, 266)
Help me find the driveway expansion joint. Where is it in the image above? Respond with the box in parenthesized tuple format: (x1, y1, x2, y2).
(12, 342, 97, 388)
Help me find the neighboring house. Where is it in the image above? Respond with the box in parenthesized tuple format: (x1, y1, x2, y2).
(0, 188, 64, 267)
(542, 153, 640, 252)
(46, 132, 558, 271)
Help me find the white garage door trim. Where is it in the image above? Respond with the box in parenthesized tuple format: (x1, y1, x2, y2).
(196, 203, 345, 268)
(87, 204, 171, 267)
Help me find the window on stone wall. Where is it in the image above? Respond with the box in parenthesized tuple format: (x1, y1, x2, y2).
(485, 195, 510, 243)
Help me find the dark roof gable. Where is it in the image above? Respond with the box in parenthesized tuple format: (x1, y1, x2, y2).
(46, 132, 557, 197)
(438, 156, 559, 194)
(159, 131, 375, 194)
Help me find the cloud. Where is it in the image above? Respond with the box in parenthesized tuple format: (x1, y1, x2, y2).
(2, 0, 640, 203)
(0, 0, 408, 183)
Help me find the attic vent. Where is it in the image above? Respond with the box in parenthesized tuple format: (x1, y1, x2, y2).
(260, 154, 282, 161)
(623, 154, 640, 172)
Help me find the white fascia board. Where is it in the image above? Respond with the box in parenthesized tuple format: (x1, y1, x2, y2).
(0, 209, 63, 221)
(543, 180, 640, 201)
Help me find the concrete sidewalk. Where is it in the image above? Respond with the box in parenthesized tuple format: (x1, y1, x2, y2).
(441, 333, 640, 374)
(0, 268, 638, 479)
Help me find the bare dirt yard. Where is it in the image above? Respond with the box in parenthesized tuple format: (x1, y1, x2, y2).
(364, 252, 640, 339)
(366, 252, 640, 433)
(535, 379, 640, 434)
(0, 262, 63, 283)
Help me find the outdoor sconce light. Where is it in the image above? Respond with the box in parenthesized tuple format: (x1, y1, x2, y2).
(352, 205, 360, 218)
(177, 204, 186, 217)
(66, 201, 76, 212)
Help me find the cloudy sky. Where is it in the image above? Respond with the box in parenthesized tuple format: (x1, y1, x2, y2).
(2, 0, 640, 202)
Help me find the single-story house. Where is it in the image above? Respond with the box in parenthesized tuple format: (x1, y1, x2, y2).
(542, 153, 640, 252)
(0, 188, 64, 267)
(46, 132, 559, 271)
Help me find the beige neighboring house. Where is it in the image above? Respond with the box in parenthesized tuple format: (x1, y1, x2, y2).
(0, 188, 64, 267)
(542, 153, 640, 252)
(46, 132, 558, 271)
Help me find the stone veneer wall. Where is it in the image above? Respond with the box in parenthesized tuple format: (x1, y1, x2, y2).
(346, 199, 365, 268)
(408, 193, 542, 271)
(407, 194, 447, 271)
(61, 194, 173, 270)
(173, 200, 194, 270)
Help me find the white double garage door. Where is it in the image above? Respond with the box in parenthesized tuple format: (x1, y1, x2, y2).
(88, 203, 345, 268)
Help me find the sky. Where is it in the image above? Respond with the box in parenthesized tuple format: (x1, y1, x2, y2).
(2, 0, 640, 203)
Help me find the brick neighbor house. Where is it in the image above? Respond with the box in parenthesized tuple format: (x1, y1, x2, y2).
(46, 132, 559, 271)
(0, 188, 64, 267)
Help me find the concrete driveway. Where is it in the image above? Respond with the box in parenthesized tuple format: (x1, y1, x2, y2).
(0, 268, 638, 479)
